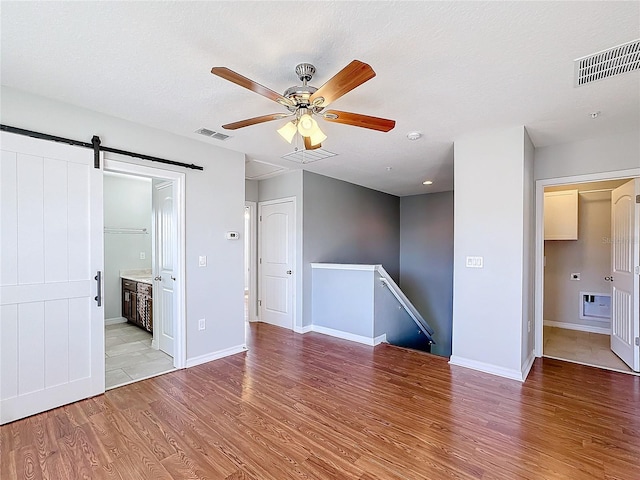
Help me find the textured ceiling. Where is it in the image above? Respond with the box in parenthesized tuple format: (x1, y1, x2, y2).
(1, 1, 638, 196)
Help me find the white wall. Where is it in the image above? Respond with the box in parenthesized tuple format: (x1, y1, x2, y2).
(1, 86, 246, 362)
(522, 130, 535, 368)
(451, 126, 531, 381)
(245, 179, 258, 202)
(103, 174, 152, 320)
(535, 129, 639, 180)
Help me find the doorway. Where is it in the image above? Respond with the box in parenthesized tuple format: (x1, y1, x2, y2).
(245, 201, 257, 323)
(535, 170, 640, 374)
(103, 159, 186, 389)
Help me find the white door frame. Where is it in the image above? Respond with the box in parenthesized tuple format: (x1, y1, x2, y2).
(245, 201, 258, 322)
(258, 196, 297, 330)
(534, 168, 640, 358)
(103, 158, 186, 369)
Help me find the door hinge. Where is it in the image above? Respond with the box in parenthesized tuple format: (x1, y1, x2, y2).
(635, 266, 640, 275)
(635, 337, 640, 346)
(636, 194, 640, 204)
(259, 215, 262, 221)
(259, 258, 262, 264)
(258, 300, 262, 306)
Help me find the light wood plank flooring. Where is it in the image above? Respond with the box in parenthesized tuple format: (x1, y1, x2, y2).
(543, 325, 635, 374)
(2, 322, 639, 479)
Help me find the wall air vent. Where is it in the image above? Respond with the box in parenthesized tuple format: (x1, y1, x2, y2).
(574, 39, 640, 86)
(282, 148, 337, 164)
(195, 128, 231, 141)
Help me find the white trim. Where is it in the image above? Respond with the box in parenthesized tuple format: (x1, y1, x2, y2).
(534, 168, 640, 358)
(310, 263, 380, 271)
(449, 355, 527, 382)
(245, 201, 258, 322)
(293, 325, 313, 334)
(103, 158, 187, 370)
(105, 317, 127, 325)
(521, 351, 536, 381)
(310, 325, 385, 346)
(185, 344, 247, 368)
(544, 320, 611, 335)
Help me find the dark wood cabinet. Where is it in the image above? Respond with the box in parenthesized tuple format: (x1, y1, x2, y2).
(121, 278, 152, 333)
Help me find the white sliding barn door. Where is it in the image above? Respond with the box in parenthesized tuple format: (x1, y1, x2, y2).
(0, 132, 104, 424)
(610, 179, 639, 372)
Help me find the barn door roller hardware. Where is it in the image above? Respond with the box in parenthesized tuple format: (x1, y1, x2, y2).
(1, 124, 203, 171)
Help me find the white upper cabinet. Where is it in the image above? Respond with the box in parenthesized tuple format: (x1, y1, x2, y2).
(544, 190, 578, 240)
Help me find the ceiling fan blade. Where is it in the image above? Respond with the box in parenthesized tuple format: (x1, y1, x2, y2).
(304, 136, 322, 150)
(323, 110, 396, 132)
(211, 67, 293, 107)
(222, 113, 290, 130)
(309, 60, 376, 107)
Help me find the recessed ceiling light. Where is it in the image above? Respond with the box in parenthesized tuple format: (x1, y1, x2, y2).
(407, 131, 422, 141)
(423, 180, 433, 185)
(590, 111, 601, 119)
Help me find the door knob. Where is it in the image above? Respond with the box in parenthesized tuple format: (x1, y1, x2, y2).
(286, 270, 292, 275)
(605, 276, 613, 281)
(154, 275, 162, 281)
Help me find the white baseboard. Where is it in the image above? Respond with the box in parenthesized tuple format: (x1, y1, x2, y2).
(105, 317, 127, 325)
(310, 325, 385, 346)
(293, 324, 313, 334)
(544, 320, 610, 335)
(521, 351, 536, 381)
(449, 355, 526, 382)
(185, 344, 247, 368)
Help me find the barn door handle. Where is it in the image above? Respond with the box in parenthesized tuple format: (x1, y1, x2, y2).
(94, 271, 102, 307)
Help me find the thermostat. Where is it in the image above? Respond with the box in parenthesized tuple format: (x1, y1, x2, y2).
(226, 231, 240, 240)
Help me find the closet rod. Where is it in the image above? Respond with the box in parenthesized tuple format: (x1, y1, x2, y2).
(1, 124, 204, 171)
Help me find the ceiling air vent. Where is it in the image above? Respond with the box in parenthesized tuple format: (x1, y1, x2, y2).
(195, 128, 231, 141)
(574, 39, 640, 86)
(282, 148, 337, 164)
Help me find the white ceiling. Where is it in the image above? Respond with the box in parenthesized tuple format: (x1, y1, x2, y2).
(1, 1, 638, 196)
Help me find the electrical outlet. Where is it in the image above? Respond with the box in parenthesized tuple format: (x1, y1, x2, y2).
(570, 273, 580, 281)
(139, 252, 145, 260)
(198, 256, 207, 267)
(198, 318, 205, 330)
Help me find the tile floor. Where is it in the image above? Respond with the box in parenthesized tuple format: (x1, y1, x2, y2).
(543, 326, 637, 375)
(105, 322, 175, 389)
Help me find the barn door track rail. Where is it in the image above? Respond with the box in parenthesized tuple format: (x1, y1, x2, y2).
(0, 124, 203, 171)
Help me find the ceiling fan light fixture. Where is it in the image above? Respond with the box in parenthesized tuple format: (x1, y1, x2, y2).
(297, 114, 319, 136)
(277, 121, 297, 144)
(309, 126, 327, 146)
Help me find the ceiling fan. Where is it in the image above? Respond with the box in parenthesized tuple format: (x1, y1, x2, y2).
(210, 60, 396, 150)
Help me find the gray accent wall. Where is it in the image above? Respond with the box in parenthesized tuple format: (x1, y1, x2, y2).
(399, 192, 454, 357)
(303, 171, 400, 326)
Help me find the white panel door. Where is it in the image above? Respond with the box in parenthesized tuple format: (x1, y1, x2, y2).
(153, 180, 175, 357)
(259, 200, 295, 329)
(0, 132, 104, 424)
(610, 179, 639, 371)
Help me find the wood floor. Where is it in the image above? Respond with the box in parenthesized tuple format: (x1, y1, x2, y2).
(2, 323, 639, 480)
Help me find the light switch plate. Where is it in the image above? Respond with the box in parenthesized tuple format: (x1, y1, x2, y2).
(466, 256, 484, 268)
(198, 255, 207, 267)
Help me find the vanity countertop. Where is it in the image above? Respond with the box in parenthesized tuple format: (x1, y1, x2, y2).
(120, 269, 153, 284)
